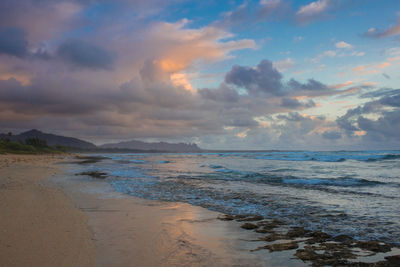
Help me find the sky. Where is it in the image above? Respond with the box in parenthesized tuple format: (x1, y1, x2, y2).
(0, 0, 399, 150)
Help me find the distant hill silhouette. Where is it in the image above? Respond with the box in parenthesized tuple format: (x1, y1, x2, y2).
(101, 140, 201, 152)
(0, 129, 202, 152)
(0, 129, 96, 149)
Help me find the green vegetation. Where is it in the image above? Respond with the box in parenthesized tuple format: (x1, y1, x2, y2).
(0, 137, 66, 154)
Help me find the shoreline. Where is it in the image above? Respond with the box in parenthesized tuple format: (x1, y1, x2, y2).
(0, 154, 96, 267)
(2, 154, 400, 266)
(52, 158, 306, 266)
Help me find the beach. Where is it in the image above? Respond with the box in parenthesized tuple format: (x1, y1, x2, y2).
(1, 153, 400, 267)
(0, 155, 96, 267)
(0, 155, 303, 266)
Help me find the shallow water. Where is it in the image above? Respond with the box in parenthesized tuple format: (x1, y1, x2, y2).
(82, 151, 400, 244)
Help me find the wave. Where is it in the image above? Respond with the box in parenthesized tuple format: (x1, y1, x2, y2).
(130, 159, 147, 164)
(366, 154, 400, 162)
(282, 177, 384, 187)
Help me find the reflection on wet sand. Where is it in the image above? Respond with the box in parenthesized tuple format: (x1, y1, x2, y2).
(52, 171, 306, 267)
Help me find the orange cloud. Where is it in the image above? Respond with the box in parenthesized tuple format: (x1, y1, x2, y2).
(329, 80, 353, 89)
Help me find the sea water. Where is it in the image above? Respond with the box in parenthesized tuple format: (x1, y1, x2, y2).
(82, 151, 400, 244)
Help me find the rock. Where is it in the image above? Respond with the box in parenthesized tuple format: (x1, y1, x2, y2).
(306, 230, 332, 244)
(295, 248, 319, 261)
(260, 233, 286, 242)
(256, 219, 283, 231)
(356, 240, 392, 253)
(75, 156, 106, 164)
(286, 227, 309, 238)
(240, 223, 258, 230)
(218, 215, 235, 221)
(263, 241, 299, 252)
(237, 215, 264, 222)
(333, 234, 354, 243)
(77, 171, 108, 179)
(385, 254, 400, 266)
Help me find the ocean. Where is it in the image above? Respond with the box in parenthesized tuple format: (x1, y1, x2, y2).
(78, 151, 400, 245)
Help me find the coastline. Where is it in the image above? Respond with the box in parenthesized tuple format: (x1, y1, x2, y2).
(2, 154, 399, 266)
(52, 157, 306, 267)
(0, 155, 96, 267)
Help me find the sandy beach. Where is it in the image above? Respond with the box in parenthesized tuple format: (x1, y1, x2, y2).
(0, 155, 96, 267)
(0, 154, 303, 267)
(2, 154, 399, 267)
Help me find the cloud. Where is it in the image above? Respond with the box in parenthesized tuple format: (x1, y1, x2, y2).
(57, 39, 115, 70)
(0, 27, 28, 57)
(335, 41, 352, 49)
(214, 3, 249, 28)
(225, 59, 283, 96)
(312, 50, 337, 63)
(214, 0, 290, 28)
(337, 89, 400, 142)
(257, 0, 291, 21)
(296, 0, 332, 24)
(198, 84, 239, 102)
(0, 0, 83, 44)
(322, 130, 341, 140)
(364, 20, 400, 38)
(273, 58, 295, 72)
(281, 97, 315, 109)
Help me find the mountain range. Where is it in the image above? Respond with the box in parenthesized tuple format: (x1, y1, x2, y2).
(0, 129, 202, 152)
(100, 140, 201, 152)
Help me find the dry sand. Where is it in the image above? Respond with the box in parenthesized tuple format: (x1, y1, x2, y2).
(0, 155, 96, 267)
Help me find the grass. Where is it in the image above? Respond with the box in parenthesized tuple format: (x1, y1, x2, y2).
(0, 139, 67, 154)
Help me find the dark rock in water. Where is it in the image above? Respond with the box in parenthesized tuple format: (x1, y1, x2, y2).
(286, 227, 310, 238)
(241, 223, 258, 230)
(334, 234, 354, 244)
(295, 248, 319, 261)
(356, 240, 392, 253)
(256, 219, 283, 232)
(78, 171, 108, 179)
(385, 254, 400, 266)
(75, 155, 106, 164)
(306, 230, 332, 244)
(218, 214, 267, 223)
(263, 241, 299, 252)
(295, 244, 355, 266)
(218, 215, 235, 221)
(237, 215, 264, 222)
(260, 233, 287, 242)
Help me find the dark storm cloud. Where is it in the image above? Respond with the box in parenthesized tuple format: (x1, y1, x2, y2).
(224, 59, 339, 98)
(280, 97, 315, 109)
(0, 77, 109, 115)
(379, 93, 400, 107)
(360, 88, 400, 99)
(225, 59, 283, 96)
(287, 78, 328, 91)
(337, 90, 400, 141)
(57, 39, 115, 70)
(198, 84, 239, 102)
(0, 27, 28, 57)
(356, 110, 400, 140)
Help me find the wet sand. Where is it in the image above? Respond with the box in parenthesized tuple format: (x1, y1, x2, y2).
(2, 154, 400, 266)
(52, 163, 306, 267)
(0, 154, 305, 267)
(0, 155, 96, 267)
